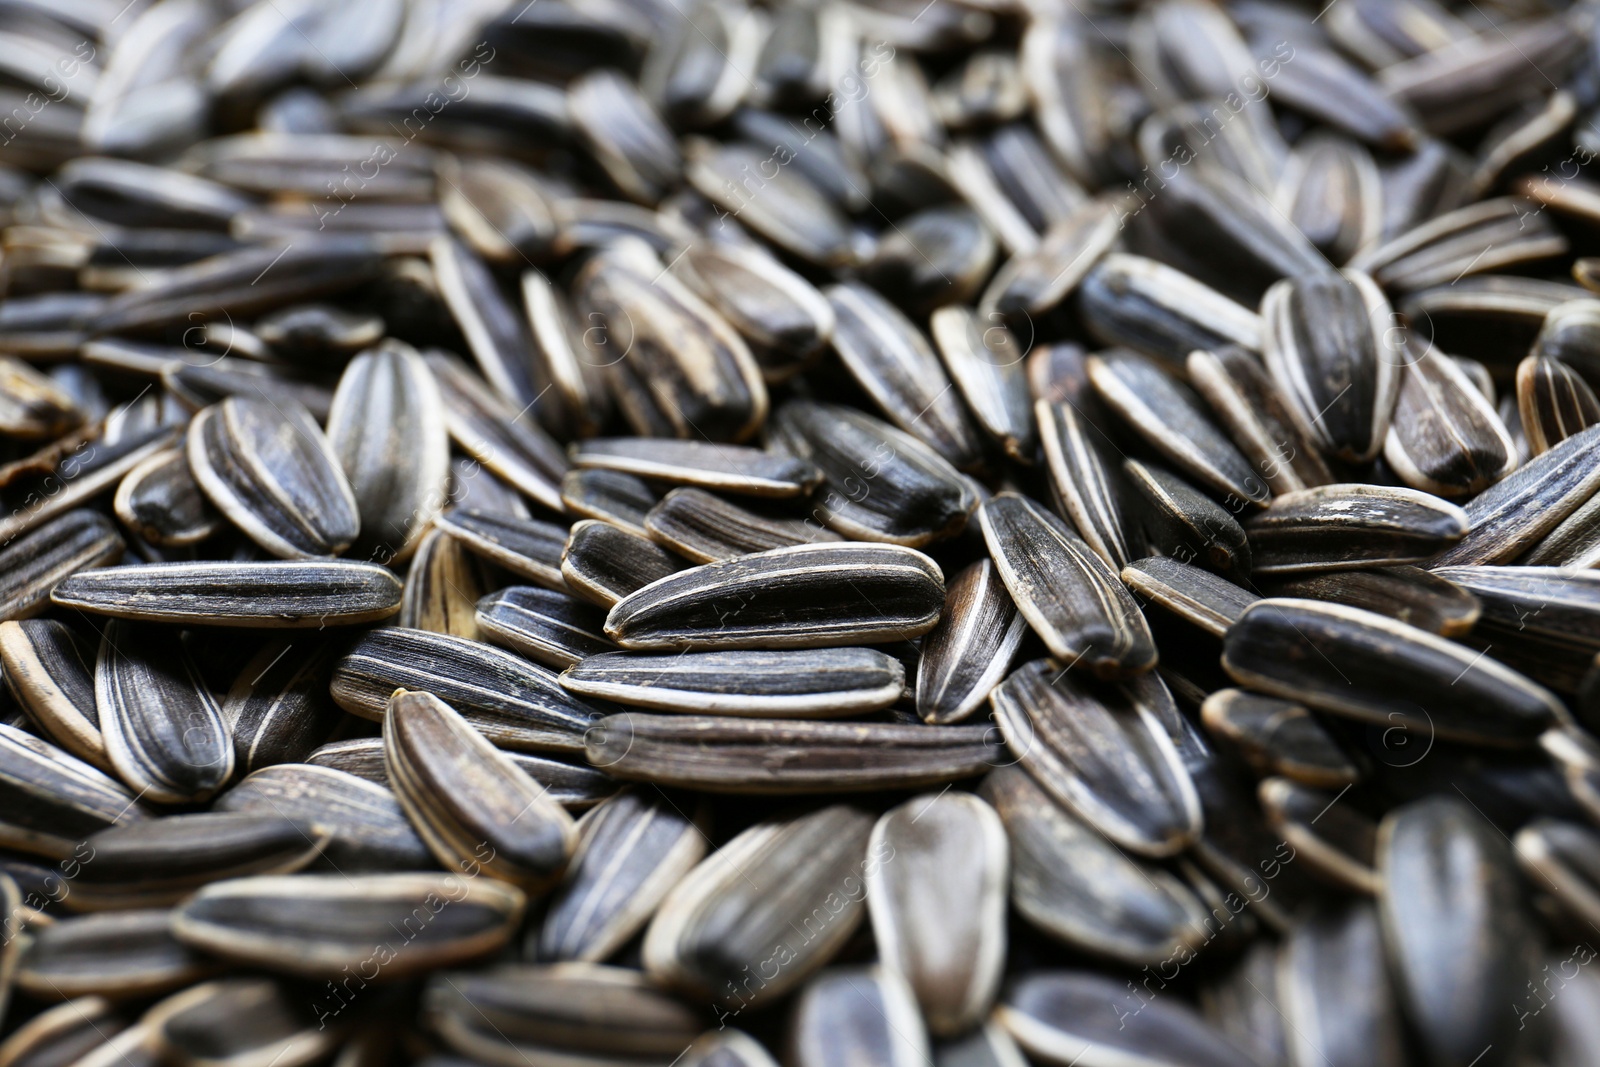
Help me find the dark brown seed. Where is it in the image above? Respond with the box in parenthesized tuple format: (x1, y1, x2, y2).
(1280, 903, 1408, 1067)
(1260, 778, 1379, 895)
(430, 237, 553, 424)
(1036, 399, 1135, 569)
(52, 561, 403, 627)
(0, 510, 122, 623)
(560, 467, 658, 538)
(144, 978, 338, 1067)
(1078, 254, 1263, 364)
(644, 486, 843, 563)
(435, 509, 568, 590)
(1262, 566, 1481, 637)
(917, 559, 1028, 725)
(220, 638, 343, 774)
(0, 620, 106, 771)
(572, 437, 821, 498)
(214, 764, 432, 871)
(1383, 342, 1518, 497)
(112, 449, 221, 547)
(1518, 354, 1600, 456)
(561, 519, 681, 608)
(0, 722, 148, 861)
(1122, 459, 1252, 582)
(425, 351, 569, 514)
(678, 239, 835, 382)
(792, 967, 931, 1067)
(16, 908, 211, 1000)
(475, 586, 617, 670)
(1121, 556, 1258, 637)
(930, 307, 1036, 463)
(304, 736, 617, 810)
(399, 527, 491, 639)
(1244, 484, 1469, 575)
(0, 427, 179, 548)
(1200, 689, 1359, 788)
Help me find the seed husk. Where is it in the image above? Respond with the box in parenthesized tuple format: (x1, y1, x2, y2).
(644, 486, 843, 563)
(399, 527, 491, 639)
(867, 203, 998, 316)
(866, 793, 1007, 1035)
(1122, 459, 1252, 582)
(1280, 902, 1408, 1067)
(1518, 354, 1600, 457)
(475, 586, 617, 670)
(1036, 399, 1135, 569)
(684, 138, 855, 269)
(1199, 689, 1359, 789)
(1513, 818, 1600, 929)
(1259, 778, 1379, 895)
(305, 735, 616, 810)
(112, 448, 222, 547)
(385, 689, 577, 890)
(52, 561, 403, 627)
(792, 966, 931, 1067)
(213, 765, 432, 871)
(572, 437, 821, 498)
(535, 789, 707, 964)
(0, 510, 123, 623)
(1382, 341, 1519, 498)
(325, 339, 450, 564)
(979, 199, 1119, 318)
(991, 660, 1201, 857)
(561, 518, 681, 608)
(1349, 197, 1568, 292)
(679, 1030, 781, 1067)
(1243, 484, 1469, 575)
(979, 492, 1157, 679)
(642, 804, 873, 1007)
(330, 627, 606, 752)
(0, 722, 148, 861)
(0, 426, 179, 548)
(187, 395, 360, 560)
(1120, 556, 1257, 637)
(15, 909, 213, 1000)
(435, 509, 568, 590)
(1078, 253, 1263, 364)
(917, 559, 1029, 725)
(171, 873, 525, 979)
(0, 620, 107, 772)
(144, 978, 339, 1067)
(219, 637, 343, 774)
(604, 542, 946, 651)
(430, 237, 553, 425)
(930, 306, 1036, 463)
(560, 467, 658, 538)
(561, 647, 903, 717)
(1522, 487, 1600, 568)
(0, 357, 80, 440)
(1262, 565, 1482, 637)
(1199, 942, 1288, 1067)
(1223, 598, 1563, 745)
(678, 239, 835, 381)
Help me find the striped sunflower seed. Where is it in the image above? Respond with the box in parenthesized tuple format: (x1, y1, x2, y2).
(933, 1020, 1034, 1067)
(1121, 556, 1259, 637)
(143, 978, 338, 1067)
(0, 510, 122, 623)
(978, 199, 1119, 319)
(679, 1030, 780, 1067)
(1280, 903, 1408, 1067)
(435, 509, 567, 590)
(604, 542, 946, 651)
(642, 804, 873, 1008)
(1259, 778, 1380, 895)
(1199, 689, 1359, 789)
(95, 621, 233, 805)
(384, 690, 577, 889)
(684, 138, 855, 269)
(424, 352, 569, 514)
(0, 426, 178, 547)
(991, 660, 1201, 857)
(219, 638, 342, 774)
(572, 437, 821, 498)
(399, 527, 492, 639)
(1263, 565, 1482, 637)
(1382, 341, 1518, 497)
(1349, 197, 1568, 292)
(1122, 459, 1252, 582)
(523, 268, 612, 440)
(330, 627, 606, 752)
(535, 789, 707, 963)
(0, 723, 147, 860)
(560, 467, 658, 538)
(1078, 254, 1262, 364)
(979, 492, 1157, 679)
(15, 909, 213, 1000)
(1522, 486, 1600, 568)
(792, 967, 930, 1067)
(1244, 484, 1469, 575)
(437, 156, 558, 265)
(1514, 818, 1600, 930)
(929, 306, 1036, 463)
(561, 519, 681, 608)
(475, 586, 617, 670)
(1277, 133, 1383, 266)
(186, 395, 360, 560)
(866, 204, 997, 315)
(1200, 942, 1288, 1067)
(0, 357, 81, 440)
(981, 765, 1209, 967)
(1223, 599, 1563, 745)
(52, 561, 403, 627)
(111, 448, 222, 548)
(429, 238, 553, 425)
(0, 620, 107, 772)
(568, 69, 681, 205)
(1518, 354, 1600, 456)
(678, 240, 835, 382)
(305, 736, 617, 810)
(916, 559, 1028, 725)
(866, 793, 1007, 1035)
(561, 648, 903, 717)
(213, 764, 431, 871)
(254, 304, 384, 361)
(586, 712, 998, 794)
(643, 487, 843, 563)
(1036, 399, 1135, 569)
(325, 339, 450, 564)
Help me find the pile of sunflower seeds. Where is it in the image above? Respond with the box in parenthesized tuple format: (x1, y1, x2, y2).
(6, 0, 1600, 1063)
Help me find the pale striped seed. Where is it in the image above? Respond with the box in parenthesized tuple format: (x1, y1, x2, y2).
(399, 527, 492, 639)
(793, 967, 931, 1067)
(561, 648, 903, 717)
(475, 586, 617, 669)
(979, 492, 1157, 679)
(560, 467, 658, 538)
(981, 765, 1209, 967)
(1121, 556, 1258, 637)
(1244, 484, 1469, 575)
(15, 909, 212, 1000)
(1260, 778, 1379, 895)
(187, 396, 360, 560)
(523, 268, 611, 439)
(95, 621, 234, 805)
(214, 764, 432, 871)
(684, 138, 855, 269)
(991, 660, 1201, 857)
(1199, 689, 1359, 788)
(1122, 459, 1252, 582)
(437, 156, 558, 265)
(605, 542, 946, 651)
(0, 510, 122, 622)
(0, 427, 178, 547)
(112, 448, 222, 547)
(916, 559, 1028, 725)
(644, 486, 843, 563)
(535, 789, 707, 963)
(144, 978, 338, 1067)
(1036, 399, 1135, 569)
(561, 518, 681, 608)
(435, 509, 568, 590)
(643, 804, 873, 1006)
(1518, 354, 1600, 456)
(0, 620, 107, 771)
(220, 637, 343, 774)
(1349, 197, 1568, 291)
(930, 306, 1035, 463)
(330, 627, 606, 752)
(1223, 598, 1563, 745)
(52, 561, 403, 627)
(325, 339, 450, 564)
(1263, 565, 1481, 637)
(1384, 341, 1517, 497)
(867, 793, 1006, 1035)
(0, 723, 148, 861)
(385, 689, 576, 890)
(572, 437, 821, 498)
(568, 68, 681, 205)
(171, 873, 525, 979)
(1280, 903, 1408, 1067)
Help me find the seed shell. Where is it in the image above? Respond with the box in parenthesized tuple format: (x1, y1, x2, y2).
(0, 510, 123, 623)
(643, 486, 843, 563)
(916, 559, 1029, 725)
(435, 509, 568, 590)
(0, 620, 107, 771)
(561, 519, 681, 608)
(571, 438, 821, 498)
(475, 586, 617, 670)
(1244, 484, 1470, 575)
(52, 561, 403, 627)
(112, 448, 222, 548)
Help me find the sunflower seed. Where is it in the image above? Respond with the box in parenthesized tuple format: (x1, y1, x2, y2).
(213, 764, 431, 871)
(112, 448, 222, 548)
(161, 358, 334, 421)
(685, 138, 855, 269)
(1079, 254, 1263, 363)
(680, 1030, 781, 1067)
(1200, 689, 1358, 788)
(385, 689, 576, 889)
(1122, 459, 1253, 582)
(930, 306, 1035, 463)
(1519, 354, 1600, 457)
(562, 648, 903, 717)
(1349, 197, 1568, 293)
(0, 723, 148, 861)
(187, 396, 359, 560)
(979, 492, 1157, 679)
(1378, 796, 1537, 1067)
(424, 352, 569, 514)
(143, 978, 338, 1067)
(1514, 818, 1600, 929)
(1280, 902, 1407, 1067)
(220, 638, 342, 774)
(1224, 598, 1562, 745)
(435, 510, 568, 590)
(561, 468, 658, 539)
(52, 561, 403, 627)
(605, 542, 946, 651)
(575, 438, 824, 500)
(1277, 133, 1383, 266)
(399, 527, 492, 639)
(1383, 341, 1518, 497)
(0, 510, 122, 623)
(430, 237, 552, 424)
(68, 813, 329, 911)
(475, 587, 616, 670)
(171, 873, 525, 979)
(917, 559, 1028, 726)
(0, 996, 133, 1067)
(330, 627, 605, 752)
(979, 200, 1118, 321)
(0, 620, 106, 772)
(643, 487, 842, 563)
(325, 340, 450, 564)
(437, 156, 559, 265)
(770, 400, 977, 546)
(0, 357, 80, 440)
(1244, 484, 1469, 575)
(0, 425, 178, 547)
(568, 69, 681, 206)
(15, 909, 211, 1000)
(865, 204, 997, 316)
(1034, 399, 1134, 568)
(1121, 556, 1258, 637)
(561, 519, 681, 608)
(677, 238, 835, 381)
(536, 789, 707, 963)
(1259, 778, 1378, 895)
(1523, 485, 1600, 568)
(792, 966, 930, 1067)
(1262, 565, 1481, 637)
(254, 304, 384, 361)
(642, 804, 873, 1007)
